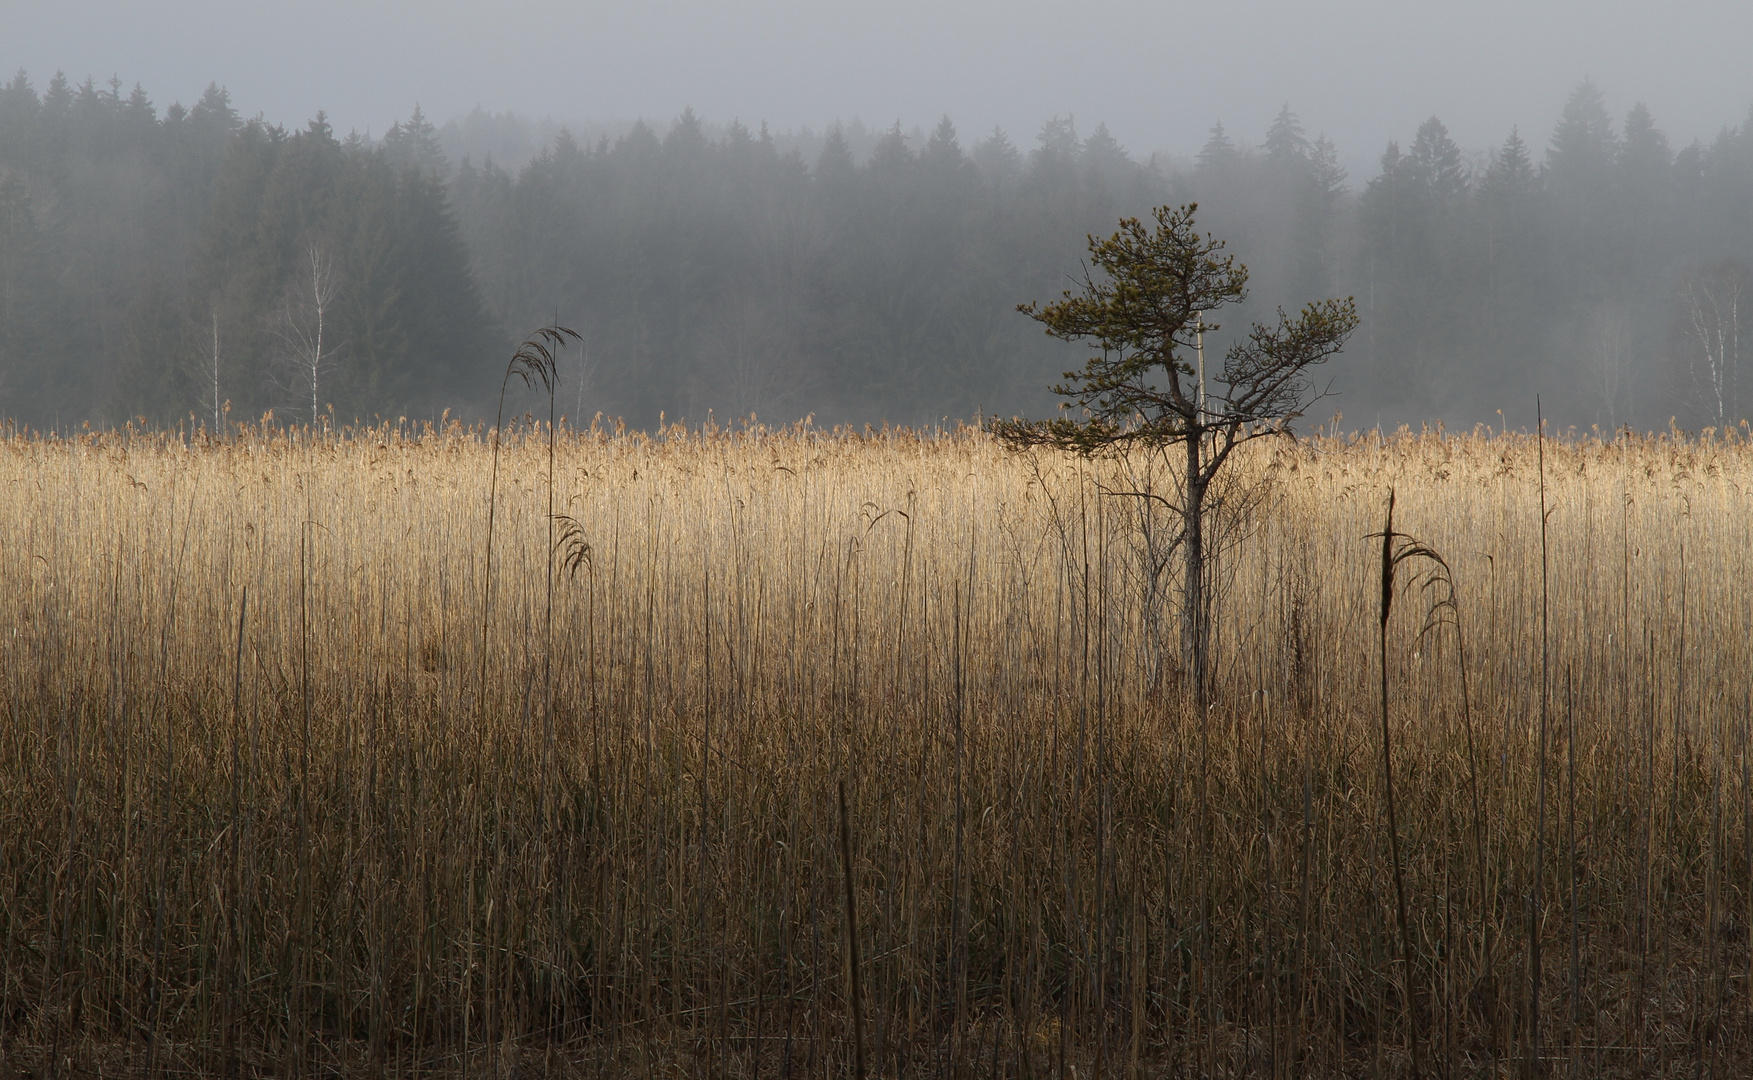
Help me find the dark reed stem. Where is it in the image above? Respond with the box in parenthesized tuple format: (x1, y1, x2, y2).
(839, 779, 868, 1080)
(1529, 398, 1550, 1078)
(1377, 488, 1421, 1078)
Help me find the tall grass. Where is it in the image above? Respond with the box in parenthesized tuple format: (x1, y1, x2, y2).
(2, 418, 1752, 1077)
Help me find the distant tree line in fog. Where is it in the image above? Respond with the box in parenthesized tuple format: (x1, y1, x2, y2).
(1, 72, 1751, 432)
(0, 75, 494, 430)
(1348, 84, 1753, 431)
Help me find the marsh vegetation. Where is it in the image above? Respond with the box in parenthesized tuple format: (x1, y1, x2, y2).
(3, 420, 1752, 1076)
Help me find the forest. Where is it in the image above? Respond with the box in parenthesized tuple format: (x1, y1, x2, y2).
(2, 71, 1752, 431)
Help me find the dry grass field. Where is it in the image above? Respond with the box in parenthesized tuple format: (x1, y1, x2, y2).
(2, 418, 1752, 1077)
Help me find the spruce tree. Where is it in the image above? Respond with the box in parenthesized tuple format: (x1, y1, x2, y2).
(1548, 79, 1617, 206)
(381, 104, 448, 180)
(971, 126, 1021, 191)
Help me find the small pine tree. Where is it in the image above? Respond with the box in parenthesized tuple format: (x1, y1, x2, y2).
(993, 204, 1357, 711)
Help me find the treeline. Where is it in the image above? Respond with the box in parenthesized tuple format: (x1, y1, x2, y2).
(3, 71, 1753, 431)
(450, 111, 1176, 423)
(1345, 82, 1753, 429)
(0, 73, 497, 429)
(442, 82, 1753, 430)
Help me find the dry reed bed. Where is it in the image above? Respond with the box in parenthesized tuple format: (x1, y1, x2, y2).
(1, 421, 1750, 1077)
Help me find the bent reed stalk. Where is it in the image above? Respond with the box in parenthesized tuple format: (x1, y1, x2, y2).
(1, 418, 1753, 1076)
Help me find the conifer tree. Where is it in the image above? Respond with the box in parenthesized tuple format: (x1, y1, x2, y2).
(972, 126, 1021, 191)
(994, 204, 1357, 707)
(381, 103, 448, 180)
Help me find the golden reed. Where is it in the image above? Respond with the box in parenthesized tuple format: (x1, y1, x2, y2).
(1, 417, 1750, 1076)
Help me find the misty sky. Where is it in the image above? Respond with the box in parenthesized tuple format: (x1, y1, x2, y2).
(11, 1, 1753, 173)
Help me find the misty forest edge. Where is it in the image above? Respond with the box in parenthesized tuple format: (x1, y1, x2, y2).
(1, 73, 1752, 434)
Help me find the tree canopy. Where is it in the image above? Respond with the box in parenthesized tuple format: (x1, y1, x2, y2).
(6, 75, 1753, 431)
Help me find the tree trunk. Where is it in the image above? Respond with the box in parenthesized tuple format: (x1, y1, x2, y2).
(211, 312, 221, 433)
(1185, 422, 1215, 1058)
(310, 294, 323, 425)
(1183, 431, 1208, 721)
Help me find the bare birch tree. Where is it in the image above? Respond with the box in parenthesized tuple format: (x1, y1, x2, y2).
(204, 307, 222, 433)
(1677, 259, 1748, 429)
(271, 240, 343, 424)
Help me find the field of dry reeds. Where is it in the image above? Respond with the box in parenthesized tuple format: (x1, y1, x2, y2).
(2, 418, 1752, 1078)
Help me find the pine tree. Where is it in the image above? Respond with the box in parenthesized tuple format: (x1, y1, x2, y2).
(1082, 122, 1131, 180)
(813, 126, 856, 186)
(1196, 121, 1237, 176)
(868, 121, 914, 178)
(1408, 116, 1467, 209)
(1548, 79, 1617, 207)
(0, 71, 39, 168)
(1547, 81, 1619, 281)
(972, 126, 1021, 191)
(1291, 134, 1344, 299)
(1612, 103, 1676, 334)
(1263, 104, 1308, 172)
(380, 103, 448, 180)
(995, 203, 1357, 709)
(1081, 122, 1134, 211)
(189, 83, 240, 136)
(1478, 128, 1548, 394)
(1029, 115, 1080, 196)
(1357, 120, 1473, 412)
(1619, 102, 1672, 186)
(921, 117, 966, 174)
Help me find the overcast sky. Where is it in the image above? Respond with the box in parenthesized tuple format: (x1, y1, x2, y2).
(10, 0, 1753, 176)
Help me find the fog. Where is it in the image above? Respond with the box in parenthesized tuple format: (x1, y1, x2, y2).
(12, 0, 1751, 179)
(8, 2, 1753, 433)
